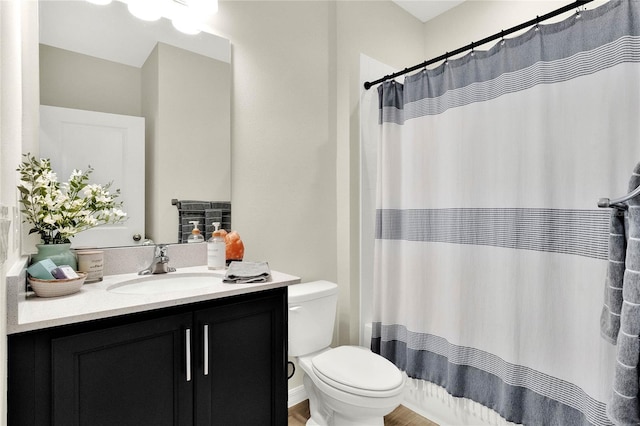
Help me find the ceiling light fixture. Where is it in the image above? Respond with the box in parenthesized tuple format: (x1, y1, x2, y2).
(127, 0, 162, 21)
(170, 0, 201, 34)
(169, 0, 218, 35)
(85, 0, 218, 35)
(172, 16, 201, 35)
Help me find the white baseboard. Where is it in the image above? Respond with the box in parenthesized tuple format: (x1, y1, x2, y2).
(288, 385, 308, 408)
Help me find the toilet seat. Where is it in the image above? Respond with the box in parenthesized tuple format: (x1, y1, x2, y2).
(311, 346, 404, 398)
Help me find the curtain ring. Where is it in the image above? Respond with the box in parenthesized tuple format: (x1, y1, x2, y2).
(534, 16, 540, 31)
(444, 52, 449, 66)
(470, 41, 475, 56)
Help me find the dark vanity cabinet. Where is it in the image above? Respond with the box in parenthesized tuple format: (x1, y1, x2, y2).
(8, 288, 288, 426)
(51, 312, 194, 425)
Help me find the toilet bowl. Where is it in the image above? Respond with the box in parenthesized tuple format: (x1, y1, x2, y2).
(288, 281, 405, 426)
(298, 346, 405, 426)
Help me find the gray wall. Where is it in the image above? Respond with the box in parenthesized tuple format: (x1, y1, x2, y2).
(142, 42, 231, 243)
(40, 44, 141, 116)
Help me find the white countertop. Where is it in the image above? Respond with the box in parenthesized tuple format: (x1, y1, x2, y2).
(7, 263, 300, 334)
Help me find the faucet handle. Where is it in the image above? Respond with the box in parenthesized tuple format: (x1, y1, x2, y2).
(157, 244, 169, 257)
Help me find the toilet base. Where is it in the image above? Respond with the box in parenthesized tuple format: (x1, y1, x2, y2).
(306, 416, 383, 426)
(330, 413, 384, 426)
(304, 403, 385, 426)
(300, 354, 403, 426)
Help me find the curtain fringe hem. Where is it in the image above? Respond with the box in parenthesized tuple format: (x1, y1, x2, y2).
(405, 377, 521, 426)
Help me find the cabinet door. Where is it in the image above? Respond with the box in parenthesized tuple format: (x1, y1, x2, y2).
(194, 290, 287, 425)
(51, 312, 193, 426)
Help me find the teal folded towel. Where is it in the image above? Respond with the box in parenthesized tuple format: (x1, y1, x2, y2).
(27, 259, 57, 280)
(223, 261, 271, 284)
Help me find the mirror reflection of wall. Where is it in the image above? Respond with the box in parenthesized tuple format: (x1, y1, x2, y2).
(38, 0, 231, 247)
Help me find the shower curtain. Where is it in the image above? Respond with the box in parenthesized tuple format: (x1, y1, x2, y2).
(371, 1, 640, 425)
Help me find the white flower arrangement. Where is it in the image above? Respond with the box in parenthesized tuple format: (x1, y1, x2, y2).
(17, 154, 127, 244)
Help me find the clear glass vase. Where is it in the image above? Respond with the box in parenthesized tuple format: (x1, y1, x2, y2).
(31, 243, 78, 270)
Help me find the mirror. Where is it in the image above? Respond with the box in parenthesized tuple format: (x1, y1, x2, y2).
(38, 0, 231, 247)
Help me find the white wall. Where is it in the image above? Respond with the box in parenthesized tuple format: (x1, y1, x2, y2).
(335, 0, 425, 348)
(422, 1, 608, 59)
(359, 54, 397, 347)
(211, 0, 335, 281)
(208, 0, 425, 391)
(0, 1, 40, 423)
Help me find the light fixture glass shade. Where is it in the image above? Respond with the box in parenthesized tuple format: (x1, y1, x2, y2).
(172, 17, 202, 35)
(127, 0, 162, 21)
(86, 0, 113, 4)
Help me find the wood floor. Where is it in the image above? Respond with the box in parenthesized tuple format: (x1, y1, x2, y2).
(288, 400, 439, 426)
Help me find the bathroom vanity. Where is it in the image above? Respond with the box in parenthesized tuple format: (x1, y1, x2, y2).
(6, 263, 300, 425)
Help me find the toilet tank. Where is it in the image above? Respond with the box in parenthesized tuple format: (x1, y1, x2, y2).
(288, 281, 338, 357)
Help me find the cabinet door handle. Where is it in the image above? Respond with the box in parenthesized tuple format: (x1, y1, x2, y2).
(186, 328, 192, 382)
(203, 324, 209, 376)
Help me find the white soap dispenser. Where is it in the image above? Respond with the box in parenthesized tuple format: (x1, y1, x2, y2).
(207, 222, 226, 269)
(187, 221, 205, 243)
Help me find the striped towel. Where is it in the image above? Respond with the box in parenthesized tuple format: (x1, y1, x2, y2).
(605, 162, 640, 425)
(601, 207, 627, 344)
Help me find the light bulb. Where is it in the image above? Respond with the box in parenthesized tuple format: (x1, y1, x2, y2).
(127, 0, 162, 21)
(172, 17, 201, 35)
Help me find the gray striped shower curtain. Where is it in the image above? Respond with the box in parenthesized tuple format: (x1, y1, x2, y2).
(371, 1, 640, 424)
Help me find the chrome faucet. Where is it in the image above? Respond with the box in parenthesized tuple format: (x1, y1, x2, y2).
(138, 244, 176, 275)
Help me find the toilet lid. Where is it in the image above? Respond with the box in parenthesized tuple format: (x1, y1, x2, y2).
(311, 346, 403, 395)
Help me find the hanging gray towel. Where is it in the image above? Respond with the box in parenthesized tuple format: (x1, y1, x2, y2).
(606, 162, 640, 426)
(223, 261, 271, 284)
(600, 207, 627, 344)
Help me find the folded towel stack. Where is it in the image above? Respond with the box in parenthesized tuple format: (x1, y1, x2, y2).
(223, 261, 271, 284)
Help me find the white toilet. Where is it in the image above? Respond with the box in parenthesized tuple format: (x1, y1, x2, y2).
(288, 281, 405, 426)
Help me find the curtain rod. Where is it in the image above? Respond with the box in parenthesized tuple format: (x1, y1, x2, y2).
(363, 0, 594, 90)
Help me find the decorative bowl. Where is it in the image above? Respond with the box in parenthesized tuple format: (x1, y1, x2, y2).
(28, 272, 87, 298)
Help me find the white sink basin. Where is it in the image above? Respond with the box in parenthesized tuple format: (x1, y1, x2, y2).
(107, 272, 225, 295)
